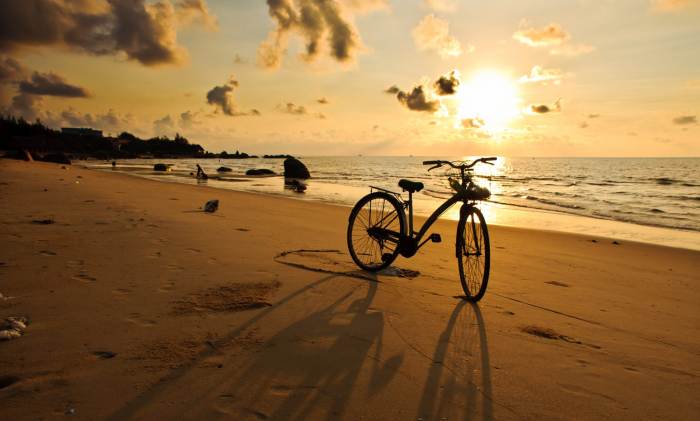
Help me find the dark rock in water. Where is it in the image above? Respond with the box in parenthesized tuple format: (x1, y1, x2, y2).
(246, 168, 275, 176)
(285, 178, 307, 193)
(204, 199, 219, 213)
(41, 153, 71, 165)
(217, 166, 233, 173)
(153, 163, 170, 171)
(283, 158, 310, 179)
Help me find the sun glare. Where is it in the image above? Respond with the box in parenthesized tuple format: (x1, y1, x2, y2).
(456, 71, 521, 131)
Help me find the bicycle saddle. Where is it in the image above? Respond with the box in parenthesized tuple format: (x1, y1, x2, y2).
(398, 179, 424, 193)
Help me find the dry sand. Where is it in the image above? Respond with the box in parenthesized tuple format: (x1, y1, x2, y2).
(0, 159, 698, 420)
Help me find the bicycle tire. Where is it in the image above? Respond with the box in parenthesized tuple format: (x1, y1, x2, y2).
(456, 206, 490, 301)
(347, 192, 406, 271)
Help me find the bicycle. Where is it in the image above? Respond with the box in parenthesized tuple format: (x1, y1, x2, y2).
(347, 157, 497, 301)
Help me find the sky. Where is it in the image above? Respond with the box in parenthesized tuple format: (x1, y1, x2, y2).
(0, 0, 698, 156)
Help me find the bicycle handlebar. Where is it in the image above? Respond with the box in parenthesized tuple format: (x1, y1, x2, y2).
(422, 157, 497, 170)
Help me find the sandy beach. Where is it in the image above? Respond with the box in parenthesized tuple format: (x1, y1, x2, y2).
(0, 158, 698, 420)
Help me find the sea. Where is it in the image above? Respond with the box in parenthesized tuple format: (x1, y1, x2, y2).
(83, 157, 700, 251)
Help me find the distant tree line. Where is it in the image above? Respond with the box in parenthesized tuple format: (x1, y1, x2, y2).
(0, 114, 210, 158)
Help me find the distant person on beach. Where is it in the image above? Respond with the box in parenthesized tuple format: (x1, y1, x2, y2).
(196, 164, 208, 180)
(111, 161, 116, 169)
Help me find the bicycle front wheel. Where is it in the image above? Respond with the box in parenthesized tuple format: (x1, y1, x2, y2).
(347, 192, 406, 271)
(456, 206, 490, 301)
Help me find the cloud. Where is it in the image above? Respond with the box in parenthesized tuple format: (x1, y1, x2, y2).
(317, 97, 329, 104)
(529, 99, 561, 114)
(549, 43, 595, 57)
(341, 0, 389, 12)
(424, 0, 457, 12)
(0, 0, 217, 67)
(387, 85, 440, 112)
(58, 108, 131, 132)
(18, 72, 90, 97)
(205, 77, 258, 117)
(259, 0, 373, 69)
(672, 115, 697, 125)
(588, 114, 600, 119)
(513, 23, 569, 47)
(433, 70, 460, 95)
(179, 110, 196, 128)
(461, 117, 484, 129)
(175, 0, 218, 30)
(277, 102, 308, 115)
(0, 56, 28, 82)
(651, 0, 698, 12)
(519, 65, 566, 84)
(412, 14, 469, 59)
(384, 85, 400, 94)
(153, 114, 175, 134)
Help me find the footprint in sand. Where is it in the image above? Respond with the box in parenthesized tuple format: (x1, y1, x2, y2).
(39, 250, 57, 256)
(186, 248, 202, 253)
(112, 288, 132, 298)
(125, 313, 157, 327)
(147, 251, 162, 259)
(66, 259, 84, 268)
(73, 271, 97, 282)
(157, 281, 176, 293)
(236, 228, 250, 232)
(167, 264, 184, 272)
(545, 281, 570, 287)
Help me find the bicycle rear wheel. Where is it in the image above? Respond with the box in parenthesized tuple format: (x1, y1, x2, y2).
(456, 206, 490, 301)
(347, 192, 406, 271)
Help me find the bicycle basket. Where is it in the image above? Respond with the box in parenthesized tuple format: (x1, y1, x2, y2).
(447, 174, 491, 200)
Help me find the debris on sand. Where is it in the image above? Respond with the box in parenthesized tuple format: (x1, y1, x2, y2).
(0, 316, 30, 341)
(32, 219, 55, 225)
(203, 199, 219, 213)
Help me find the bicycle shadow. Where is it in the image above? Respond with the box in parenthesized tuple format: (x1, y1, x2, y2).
(417, 300, 493, 420)
(215, 273, 404, 420)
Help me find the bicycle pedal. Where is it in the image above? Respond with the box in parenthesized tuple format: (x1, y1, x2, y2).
(430, 233, 442, 243)
(381, 253, 392, 262)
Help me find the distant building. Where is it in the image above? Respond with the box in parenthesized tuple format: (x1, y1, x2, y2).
(61, 127, 103, 137)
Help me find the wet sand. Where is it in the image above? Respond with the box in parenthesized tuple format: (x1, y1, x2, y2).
(0, 159, 698, 420)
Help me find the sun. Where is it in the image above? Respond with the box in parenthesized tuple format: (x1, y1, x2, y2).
(455, 70, 521, 131)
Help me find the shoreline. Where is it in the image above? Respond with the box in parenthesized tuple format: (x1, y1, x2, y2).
(1, 159, 698, 420)
(82, 160, 700, 251)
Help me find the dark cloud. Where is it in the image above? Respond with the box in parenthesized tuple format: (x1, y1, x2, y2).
(384, 85, 400, 94)
(206, 77, 238, 116)
(672, 115, 696, 125)
(317, 97, 329, 104)
(0, 0, 216, 66)
(19, 72, 90, 97)
(206, 77, 259, 117)
(461, 117, 484, 129)
(391, 85, 439, 113)
(9, 93, 41, 121)
(0, 56, 28, 82)
(530, 99, 561, 114)
(433, 71, 460, 95)
(258, 0, 363, 69)
(278, 102, 308, 115)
